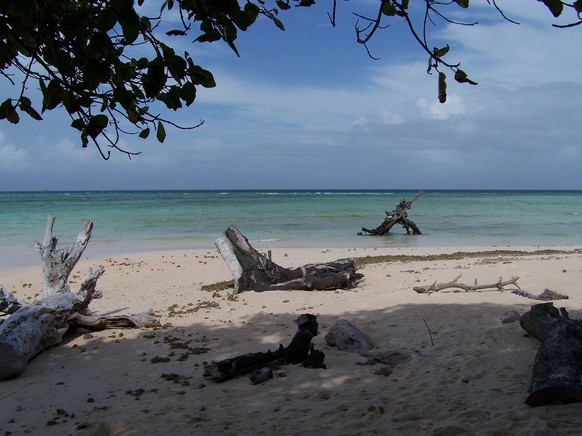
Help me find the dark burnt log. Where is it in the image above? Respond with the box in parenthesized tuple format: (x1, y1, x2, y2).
(520, 302, 582, 406)
(215, 226, 363, 294)
(359, 191, 424, 236)
(203, 314, 325, 382)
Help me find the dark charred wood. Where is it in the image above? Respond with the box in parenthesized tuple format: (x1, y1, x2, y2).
(216, 226, 363, 293)
(359, 192, 424, 236)
(520, 302, 582, 406)
(203, 314, 325, 382)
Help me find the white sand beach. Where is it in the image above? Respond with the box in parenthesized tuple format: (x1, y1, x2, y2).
(1, 245, 582, 435)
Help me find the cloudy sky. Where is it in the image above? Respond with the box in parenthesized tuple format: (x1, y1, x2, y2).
(1, 0, 581, 191)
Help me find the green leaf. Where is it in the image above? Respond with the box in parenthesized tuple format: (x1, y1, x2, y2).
(166, 29, 186, 36)
(143, 62, 167, 97)
(276, 1, 291, 10)
(0, 99, 12, 120)
(272, 17, 285, 31)
(86, 114, 109, 138)
(189, 65, 216, 88)
(542, 0, 563, 17)
(156, 121, 166, 143)
(454, 0, 469, 8)
(71, 119, 85, 131)
(438, 72, 447, 104)
(158, 87, 182, 110)
(43, 79, 63, 111)
(454, 69, 478, 85)
(382, 2, 397, 16)
(92, 114, 109, 128)
(111, 0, 141, 43)
(180, 82, 196, 106)
(139, 128, 150, 139)
(20, 102, 43, 121)
(433, 45, 449, 58)
(3, 100, 20, 124)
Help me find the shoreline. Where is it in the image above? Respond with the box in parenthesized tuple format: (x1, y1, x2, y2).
(3, 237, 581, 270)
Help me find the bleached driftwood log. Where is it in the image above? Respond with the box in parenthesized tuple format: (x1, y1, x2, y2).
(520, 303, 582, 406)
(0, 216, 159, 380)
(215, 225, 363, 294)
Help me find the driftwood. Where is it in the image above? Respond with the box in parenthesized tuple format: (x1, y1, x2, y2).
(215, 225, 363, 294)
(0, 216, 159, 380)
(520, 303, 582, 406)
(0, 285, 22, 319)
(413, 274, 520, 294)
(359, 191, 424, 236)
(203, 314, 325, 382)
(413, 275, 569, 301)
(511, 288, 568, 301)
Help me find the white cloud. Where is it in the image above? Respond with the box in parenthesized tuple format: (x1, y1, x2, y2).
(0, 131, 30, 172)
(417, 94, 467, 120)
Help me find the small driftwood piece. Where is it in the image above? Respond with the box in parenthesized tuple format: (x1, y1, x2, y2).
(520, 303, 582, 406)
(511, 288, 569, 301)
(0, 285, 21, 320)
(0, 216, 159, 380)
(413, 274, 520, 294)
(203, 314, 325, 382)
(215, 225, 363, 294)
(359, 191, 424, 236)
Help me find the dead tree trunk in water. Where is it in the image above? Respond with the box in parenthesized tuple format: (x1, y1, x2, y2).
(215, 225, 363, 294)
(359, 191, 424, 236)
(520, 302, 582, 406)
(0, 216, 159, 380)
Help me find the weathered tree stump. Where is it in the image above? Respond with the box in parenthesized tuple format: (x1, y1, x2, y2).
(0, 216, 159, 380)
(359, 191, 424, 236)
(215, 225, 363, 294)
(520, 302, 582, 406)
(203, 314, 325, 382)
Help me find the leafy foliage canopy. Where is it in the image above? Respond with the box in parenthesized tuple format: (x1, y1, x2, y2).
(0, 0, 579, 157)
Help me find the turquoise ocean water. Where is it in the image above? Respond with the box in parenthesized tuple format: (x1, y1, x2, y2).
(1, 190, 581, 268)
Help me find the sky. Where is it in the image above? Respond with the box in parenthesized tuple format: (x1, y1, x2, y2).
(1, 0, 582, 191)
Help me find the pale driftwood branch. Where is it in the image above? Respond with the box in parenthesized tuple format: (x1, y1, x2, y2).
(34, 216, 94, 297)
(75, 267, 105, 312)
(511, 289, 569, 301)
(413, 275, 520, 294)
(0, 217, 160, 380)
